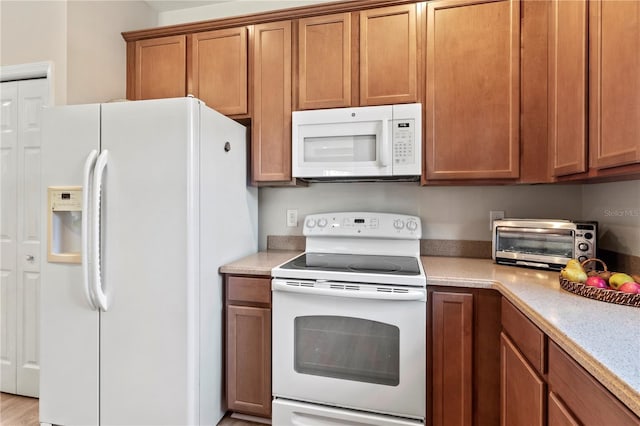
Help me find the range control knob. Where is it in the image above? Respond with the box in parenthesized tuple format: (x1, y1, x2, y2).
(406, 220, 418, 231)
(306, 218, 316, 228)
(317, 218, 328, 228)
(393, 219, 405, 230)
(578, 242, 589, 251)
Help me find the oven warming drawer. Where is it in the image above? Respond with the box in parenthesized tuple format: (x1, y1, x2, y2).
(273, 398, 425, 426)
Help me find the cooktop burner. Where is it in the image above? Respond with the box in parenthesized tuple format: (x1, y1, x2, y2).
(280, 253, 421, 276)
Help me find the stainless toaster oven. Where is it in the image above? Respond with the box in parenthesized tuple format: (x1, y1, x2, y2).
(492, 219, 597, 270)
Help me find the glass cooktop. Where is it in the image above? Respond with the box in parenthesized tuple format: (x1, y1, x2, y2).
(279, 253, 421, 276)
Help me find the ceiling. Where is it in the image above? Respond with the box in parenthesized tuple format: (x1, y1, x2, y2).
(144, 1, 230, 12)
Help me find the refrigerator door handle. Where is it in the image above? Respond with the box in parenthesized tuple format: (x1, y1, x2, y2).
(82, 150, 99, 310)
(92, 150, 109, 311)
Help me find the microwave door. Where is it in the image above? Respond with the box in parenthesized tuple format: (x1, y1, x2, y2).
(293, 121, 392, 178)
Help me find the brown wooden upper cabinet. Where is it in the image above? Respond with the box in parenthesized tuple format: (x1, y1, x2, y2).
(425, 0, 520, 181)
(251, 20, 293, 183)
(297, 4, 419, 110)
(297, 13, 353, 110)
(128, 29, 249, 117)
(190, 27, 248, 116)
(589, 0, 640, 171)
(131, 35, 187, 100)
(548, 0, 588, 177)
(360, 4, 419, 106)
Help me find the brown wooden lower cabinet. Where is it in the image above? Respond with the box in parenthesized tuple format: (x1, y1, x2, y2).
(548, 391, 580, 426)
(428, 287, 501, 426)
(225, 275, 271, 418)
(500, 332, 545, 426)
(548, 340, 640, 426)
(502, 298, 640, 426)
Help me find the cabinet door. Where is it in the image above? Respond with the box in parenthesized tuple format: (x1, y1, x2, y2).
(500, 333, 545, 426)
(431, 292, 473, 426)
(426, 0, 520, 180)
(133, 35, 186, 100)
(589, 0, 640, 169)
(548, 392, 580, 426)
(549, 0, 588, 177)
(226, 305, 271, 417)
(548, 340, 639, 426)
(191, 28, 248, 116)
(297, 13, 352, 110)
(251, 21, 292, 182)
(360, 4, 418, 106)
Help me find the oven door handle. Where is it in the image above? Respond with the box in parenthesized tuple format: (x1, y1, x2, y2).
(272, 281, 426, 301)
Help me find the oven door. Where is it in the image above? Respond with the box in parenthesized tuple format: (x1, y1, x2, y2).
(272, 279, 426, 420)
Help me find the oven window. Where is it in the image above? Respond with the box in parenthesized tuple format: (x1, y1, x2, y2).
(497, 229, 574, 258)
(294, 316, 400, 386)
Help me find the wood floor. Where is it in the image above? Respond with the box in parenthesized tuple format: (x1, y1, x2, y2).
(0, 393, 38, 426)
(0, 393, 264, 426)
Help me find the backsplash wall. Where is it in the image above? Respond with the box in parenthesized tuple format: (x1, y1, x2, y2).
(581, 180, 640, 257)
(258, 183, 586, 251)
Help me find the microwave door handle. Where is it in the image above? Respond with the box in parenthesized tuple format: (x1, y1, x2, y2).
(379, 119, 390, 167)
(272, 280, 425, 301)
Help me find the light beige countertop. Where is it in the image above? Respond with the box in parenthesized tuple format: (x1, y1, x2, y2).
(220, 251, 640, 416)
(219, 250, 301, 276)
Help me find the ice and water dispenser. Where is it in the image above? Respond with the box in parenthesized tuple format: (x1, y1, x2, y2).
(47, 187, 82, 263)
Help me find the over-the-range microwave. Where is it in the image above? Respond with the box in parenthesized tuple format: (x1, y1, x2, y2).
(292, 103, 421, 181)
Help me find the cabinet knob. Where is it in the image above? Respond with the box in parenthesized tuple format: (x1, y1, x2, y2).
(26, 254, 35, 262)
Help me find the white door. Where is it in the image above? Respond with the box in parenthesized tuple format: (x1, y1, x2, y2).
(39, 104, 100, 426)
(0, 78, 48, 397)
(99, 99, 197, 425)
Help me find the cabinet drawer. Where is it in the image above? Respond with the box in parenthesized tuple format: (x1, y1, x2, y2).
(548, 341, 640, 426)
(226, 276, 271, 306)
(501, 298, 546, 374)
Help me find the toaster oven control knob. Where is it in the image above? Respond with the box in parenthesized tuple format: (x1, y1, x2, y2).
(584, 232, 593, 240)
(406, 220, 418, 231)
(306, 218, 316, 228)
(393, 219, 405, 230)
(578, 242, 589, 251)
(317, 218, 328, 228)
(578, 255, 588, 262)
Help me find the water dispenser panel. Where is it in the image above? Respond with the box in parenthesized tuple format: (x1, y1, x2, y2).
(48, 187, 82, 263)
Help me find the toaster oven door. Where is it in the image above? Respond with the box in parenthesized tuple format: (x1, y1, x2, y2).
(494, 227, 575, 269)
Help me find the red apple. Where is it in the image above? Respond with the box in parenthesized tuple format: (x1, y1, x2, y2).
(585, 276, 608, 289)
(618, 281, 640, 294)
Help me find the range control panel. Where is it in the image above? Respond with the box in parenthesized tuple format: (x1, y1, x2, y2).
(303, 212, 421, 239)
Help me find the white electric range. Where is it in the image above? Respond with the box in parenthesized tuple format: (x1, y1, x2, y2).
(271, 212, 427, 426)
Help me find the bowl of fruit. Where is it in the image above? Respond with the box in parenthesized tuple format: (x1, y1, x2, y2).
(559, 258, 640, 307)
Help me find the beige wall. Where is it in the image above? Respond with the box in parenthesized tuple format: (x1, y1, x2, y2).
(259, 180, 640, 257)
(582, 180, 640, 256)
(158, 0, 337, 26)
(1, 0, 156, 105)
(258, 183, 585, 249)
(1, 1, 68, 103)
(67, 1, 157, 104)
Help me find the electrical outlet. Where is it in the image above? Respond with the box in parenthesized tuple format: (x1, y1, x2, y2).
(286, 209, 298, 227)
(490, 210, 505, 230)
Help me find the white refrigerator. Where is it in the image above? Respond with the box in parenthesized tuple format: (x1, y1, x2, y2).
(39, 97, 258, 425)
